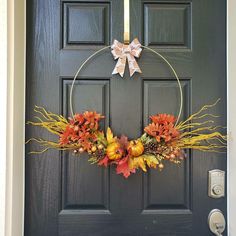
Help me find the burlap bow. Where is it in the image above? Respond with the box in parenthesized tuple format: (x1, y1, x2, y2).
(111, 38, 142, 77)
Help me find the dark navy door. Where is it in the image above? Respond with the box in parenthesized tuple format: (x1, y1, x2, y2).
(25, 0, 226, 235)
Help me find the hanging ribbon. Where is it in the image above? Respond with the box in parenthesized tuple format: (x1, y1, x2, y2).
(111, 38, 142, 77)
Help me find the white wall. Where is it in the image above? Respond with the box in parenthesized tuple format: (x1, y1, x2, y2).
(228, 1, 236, 235)
(0, 0, 7, 234)
(4, 0, 26, 235)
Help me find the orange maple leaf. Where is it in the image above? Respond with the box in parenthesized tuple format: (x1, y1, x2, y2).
(116, 156, 136, 178)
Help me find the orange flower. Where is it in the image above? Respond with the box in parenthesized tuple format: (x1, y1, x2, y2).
(59, 125, 75, 145)
(59, 111, 104, 150)
(144, 114, 180, 143)
(84, 111, 104, 123)
(150, 114, 176, 124)
(72, 113, 85, 125)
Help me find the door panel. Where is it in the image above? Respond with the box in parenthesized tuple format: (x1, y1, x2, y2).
(25, 0, 226, 235)
(63, 2, 110, 47)
(62, 80, 110, 210)
(143, 80, 191, 210)
(143, 3, 191, 49)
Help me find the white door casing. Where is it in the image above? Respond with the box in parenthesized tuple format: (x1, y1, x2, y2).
(2, 0, 26, 235)
(227, 1, 236, 235)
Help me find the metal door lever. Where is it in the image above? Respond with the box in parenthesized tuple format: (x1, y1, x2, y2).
(208, 209, 225, 236)
(214, 223, 223, 236)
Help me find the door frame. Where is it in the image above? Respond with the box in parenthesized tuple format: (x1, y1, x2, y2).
(227, 1, 236, 234)
(2, 0, 25, 235)
(1, 0, 235, 235)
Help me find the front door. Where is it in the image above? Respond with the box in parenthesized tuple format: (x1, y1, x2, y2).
(25, 0, 227, 235)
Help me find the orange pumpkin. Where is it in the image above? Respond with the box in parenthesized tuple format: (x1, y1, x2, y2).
(128, 140, 144, 157)
(106, 142, 123, 160)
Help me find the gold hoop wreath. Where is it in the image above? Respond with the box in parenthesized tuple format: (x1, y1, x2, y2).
(27, 38, 227, 178)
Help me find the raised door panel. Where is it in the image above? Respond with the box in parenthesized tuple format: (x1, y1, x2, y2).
(61, 0, 123, 50)
(61, 80, 110, 211)
(144, 3, 191, 49)
(131, 0, 192, 51)
(139, 79, 193, 235)
(143, 80, 191, 210)
(63, 2, 110, 48)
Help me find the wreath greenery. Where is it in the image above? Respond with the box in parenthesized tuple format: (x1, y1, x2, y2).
(27, 101, 226, 178)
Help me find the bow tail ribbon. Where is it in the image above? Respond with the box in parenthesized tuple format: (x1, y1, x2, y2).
(112, 56, 127, 77)
(126, 53, 142, 77)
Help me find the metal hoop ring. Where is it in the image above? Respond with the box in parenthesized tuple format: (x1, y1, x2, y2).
(69, 45, 183, 125)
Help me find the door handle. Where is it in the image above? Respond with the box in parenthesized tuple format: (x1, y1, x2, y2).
(208, 209, 226, 236)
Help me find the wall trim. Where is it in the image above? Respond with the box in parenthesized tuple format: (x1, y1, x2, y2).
(0, 0, 7, 234)
(1, 0, 235, 235)
(227, 0, 236, 235)
(5, 0, 26, 235)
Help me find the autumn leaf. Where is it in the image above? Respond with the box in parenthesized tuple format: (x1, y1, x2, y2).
(96, 131, 108, 146)
(98, 156, 109, 167)
(106, 127, 116, 144)
(88, 156, 99, 164)
(118, 135, 129, 149)
(142, 154, 159, 168)
(128, 156, 147, 172)
(116, 159, 136, 178)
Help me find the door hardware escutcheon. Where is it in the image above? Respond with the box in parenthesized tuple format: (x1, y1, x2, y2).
(208, 209, 226, 236)
(208, 169, 225, 198)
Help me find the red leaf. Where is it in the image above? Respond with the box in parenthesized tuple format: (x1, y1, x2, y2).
(116, 157, 136, 178)
(118, 135, 129, 149)
(98, 156, 109, 167)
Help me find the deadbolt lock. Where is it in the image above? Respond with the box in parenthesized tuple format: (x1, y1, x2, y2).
(208, 170, 225, 198)
(212, 185, 223, 196)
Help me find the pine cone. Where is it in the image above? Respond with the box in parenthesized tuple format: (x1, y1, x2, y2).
(144, 142, 158, 154)
(95, 149, 106, 159)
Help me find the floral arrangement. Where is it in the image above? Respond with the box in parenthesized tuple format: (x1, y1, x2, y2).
(27, 101, 226, 178)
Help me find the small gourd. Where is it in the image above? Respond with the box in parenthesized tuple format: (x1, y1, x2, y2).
(128, 140, 144, 157)
(106, 142, 123, 160)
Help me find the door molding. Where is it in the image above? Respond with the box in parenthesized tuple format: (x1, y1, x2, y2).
(0, 0, 7, 234)
(2, 0, 26, 235)
(1, 0, 235, 235)
(227, 0, 236, 235)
